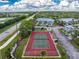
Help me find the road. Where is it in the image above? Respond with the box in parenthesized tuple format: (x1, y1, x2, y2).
(52, 27, 79, 59)
(0, 31, 19, 50)
(0, 14, 36, 42)
(0, 23, 20, 41)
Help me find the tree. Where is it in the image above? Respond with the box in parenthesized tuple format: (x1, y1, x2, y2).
(19, 20, 33, 38)
(5, 48, 11, 59)
(40, 51, 47, 57)
(59, 21, 65, 26)
(71, 30, 79, 40)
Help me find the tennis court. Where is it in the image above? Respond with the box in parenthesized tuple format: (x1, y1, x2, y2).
(23, 32, 60, 57)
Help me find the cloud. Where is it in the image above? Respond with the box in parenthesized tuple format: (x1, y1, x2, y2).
(0, 0, 8, 2)
(0, 5, 9, 10)
(8, 0, 55, 10)
(0, 0, 79, 11)
(59, 0, 69, 7)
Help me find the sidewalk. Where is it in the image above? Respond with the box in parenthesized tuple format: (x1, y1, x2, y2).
(52, 27, 79, 59)
(0, 31, 19, 50)
(0, 14, 36, 42)
(0, 14, 36, 50)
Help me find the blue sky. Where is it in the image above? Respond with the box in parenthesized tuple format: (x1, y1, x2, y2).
(0, 0, 60, 6)
(53, 0, 60, 4)
(0, 0, 79, 12)
(0, 0, 20, 6)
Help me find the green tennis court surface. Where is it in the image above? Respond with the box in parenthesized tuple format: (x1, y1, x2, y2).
(33, 34, 49, 48)
(33, 40, 49, 48)
(34, 34, 47, 40)
(23, 32, 59, 57)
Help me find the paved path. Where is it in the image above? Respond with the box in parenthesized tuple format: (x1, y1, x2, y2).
(0, 14, 36, 42)
(0, 14, 36, 50)
(52, 27, 79, 59)
(0, 23, 20, 41)
(0, 31, 19, 50)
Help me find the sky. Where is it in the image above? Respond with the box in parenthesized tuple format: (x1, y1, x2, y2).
(0, 0, 79, 12)
(0, 0, 60, 6)
(0, 0, 20, 6)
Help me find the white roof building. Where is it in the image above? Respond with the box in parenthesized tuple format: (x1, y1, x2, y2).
(74, 19, 79, 22)
(36, 18, 54, 22)
(36, 18, 54, 26)
(64, 25, 74, 31)
(59, 18, 73, 23)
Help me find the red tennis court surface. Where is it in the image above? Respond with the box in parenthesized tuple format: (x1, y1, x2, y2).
(23, 32, 59, 57)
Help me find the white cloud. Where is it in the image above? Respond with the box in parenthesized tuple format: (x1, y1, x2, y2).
(0, 5, 9, 10)
(59, 0, 69, 7)
(8, 0, 55, 9)
(0, 0, 8, 2)
(0, 0, 79, 11)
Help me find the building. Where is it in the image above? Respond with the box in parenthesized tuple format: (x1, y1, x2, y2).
(64, 25, 74, 31)
(59, 18, 73, 25)
(73, 19, 79, 24)
(36, 18, 54, 26)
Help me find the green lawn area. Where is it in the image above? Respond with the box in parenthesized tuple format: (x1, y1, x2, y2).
(15, 31, 68, 59)
(50, 31, 68, 59)
(59, 29, 66, 35)
(0, 22, 18, 34)
(0, 14, 35, 34)
(0, 14, 36, 59)
(59, 28, 79, 49)
(0, 30, 17, 46)
(0, 17, 29, 46)
(15, 37, 29, 59)
(56, 43, 68, 59)
(0, 35, 19, 59)
(0, 31, 68, 59)
(0, 17, 17, 33)
(34, 28, 47, 32)
(0, 18, 14, 22)
(15, 37, 68, 59)
(71, 39, 79, 49)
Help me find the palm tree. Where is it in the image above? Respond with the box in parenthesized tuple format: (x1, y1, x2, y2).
(40, 51, 47, 59)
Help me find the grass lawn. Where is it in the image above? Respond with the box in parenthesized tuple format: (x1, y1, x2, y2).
(50, 31, 68, 59)
(15, 37, 28, 59)
(15, 38, 68, 59)
(16, 35, 61, 59)
(71, 39, 79, 49)
(15, 31, 68, 59)
(0, 17, 14, 22)
(34, 28, 47, 32)
(0, 17, 17, 33)
(59, 29, 66, 35)
(59, 28, 79, 49)
(0, 22, 18, 34)
(0, 30, 18, 46)
(53, 22, 59, 26)
(0, 14, 35, 34)
(0, 50, 2, 59)
(0, 30, 68, 59)
(56, 43, 68, 59)
(0, 15, 31, 45)
(0, 15, 28, 34)
(0, 14, 36, 59)
(0, 35, 19, 59)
